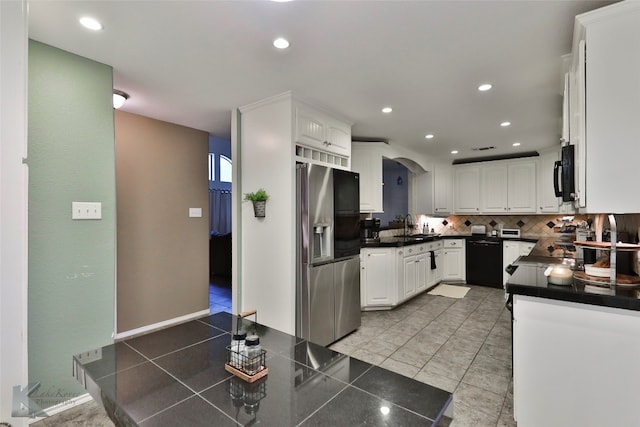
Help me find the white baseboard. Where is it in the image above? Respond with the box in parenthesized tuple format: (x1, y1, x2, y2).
(114, 309, 211, 341)
(28, 392, 93, 424)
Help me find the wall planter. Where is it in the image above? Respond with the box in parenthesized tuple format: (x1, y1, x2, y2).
(244, 188, 269, 218)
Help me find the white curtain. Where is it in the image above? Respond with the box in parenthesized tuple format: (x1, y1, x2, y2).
(210, 189, 232, 235)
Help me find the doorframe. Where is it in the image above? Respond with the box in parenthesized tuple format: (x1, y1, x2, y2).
(0, 1, 29, 426)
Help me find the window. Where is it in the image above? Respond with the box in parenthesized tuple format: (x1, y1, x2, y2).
(220, 155, 232, 183)
(208, 153, 215, 181)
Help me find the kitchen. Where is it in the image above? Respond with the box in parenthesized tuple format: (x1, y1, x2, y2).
(3, 1, 640, 426)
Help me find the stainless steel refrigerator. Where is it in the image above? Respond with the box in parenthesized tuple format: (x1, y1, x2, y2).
(296, 163, 361, 346)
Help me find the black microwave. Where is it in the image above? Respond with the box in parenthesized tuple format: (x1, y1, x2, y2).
(554, 144, 575, 202)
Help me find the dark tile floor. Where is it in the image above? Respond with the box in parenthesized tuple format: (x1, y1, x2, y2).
(34, 284, 515, 427)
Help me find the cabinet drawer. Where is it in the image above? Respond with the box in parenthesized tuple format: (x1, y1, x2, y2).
(443, 239, 465, 248)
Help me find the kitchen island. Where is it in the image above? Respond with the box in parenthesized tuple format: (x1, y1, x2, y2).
(73, 312, 452, 426)
(506, 263, 640, 427)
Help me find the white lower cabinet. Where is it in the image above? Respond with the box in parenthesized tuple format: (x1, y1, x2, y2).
(361, 240, 442, 310)
(503, 240, 536, 285)
(442, 239, 466, 282)
(360, 247, 396, 307)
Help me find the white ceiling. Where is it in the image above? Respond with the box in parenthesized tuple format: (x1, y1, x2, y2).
(28, 0, 615, 162)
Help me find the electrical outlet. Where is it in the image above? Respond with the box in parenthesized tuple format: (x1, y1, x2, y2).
(72, 202, 102, 220)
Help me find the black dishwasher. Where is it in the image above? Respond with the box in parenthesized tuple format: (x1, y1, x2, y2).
(466, 237, 503, 288)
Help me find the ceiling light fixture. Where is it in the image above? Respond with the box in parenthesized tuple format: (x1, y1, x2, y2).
(273, 38, 290, 49)
(513, 142, 521, 147)
(478, 83, 492, 92)
(451, 150, 459, 154)
(382, 107, 393, 113)
(79, 16, 103, 31)
(425, 134, 434, 139)
(500, 121, 511, 127)
(113, 90, 129, 109)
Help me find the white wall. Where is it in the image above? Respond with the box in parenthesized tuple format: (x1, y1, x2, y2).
(236, 94, 296, 334)
(0, 1, 28, 425)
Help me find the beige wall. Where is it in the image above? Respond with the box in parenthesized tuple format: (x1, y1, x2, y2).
(115, 110, 209, 333)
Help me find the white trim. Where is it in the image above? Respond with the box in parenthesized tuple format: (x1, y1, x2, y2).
(113, 309, 211, 340)
(27, 393, 93, 424)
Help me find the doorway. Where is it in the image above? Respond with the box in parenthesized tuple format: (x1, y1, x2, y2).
(208, 136, 233, 313)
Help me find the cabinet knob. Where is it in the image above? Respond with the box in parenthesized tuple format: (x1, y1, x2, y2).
(368, 253, 371, 257)
(409, 249, 413, 253)
(476, 208, 479, 211)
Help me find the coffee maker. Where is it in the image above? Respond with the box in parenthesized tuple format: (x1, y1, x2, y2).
(361, 218, 380, 243)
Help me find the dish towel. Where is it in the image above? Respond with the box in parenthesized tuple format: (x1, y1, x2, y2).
(430, 251, 437, 270)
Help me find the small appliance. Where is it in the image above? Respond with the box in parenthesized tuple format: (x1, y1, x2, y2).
(360, 218, 380, 243)
(470, 225, 487, 235)
(500, 228, 521, 238)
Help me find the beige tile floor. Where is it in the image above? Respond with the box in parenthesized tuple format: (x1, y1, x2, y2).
(34, 284, 515, 427)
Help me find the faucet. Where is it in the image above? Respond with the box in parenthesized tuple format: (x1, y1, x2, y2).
(404, 214, 414, 236)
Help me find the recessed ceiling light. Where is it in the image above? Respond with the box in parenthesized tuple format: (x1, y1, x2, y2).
(451, 150, 459, 154)
(500, 121, 511, 127)
(273, 38, 290, 49)
(512, 142, 521, 147)
(425, 134, 434, 139)
(79, 16, 103, 31)
(382, 107, 393, 113)
(478, 83, 492, 92)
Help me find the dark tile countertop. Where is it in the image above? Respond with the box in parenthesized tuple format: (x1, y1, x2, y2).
(363, 234, 538, 248)
(73, 312, 452, 426)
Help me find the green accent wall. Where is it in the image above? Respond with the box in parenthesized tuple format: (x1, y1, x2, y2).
(28, 40, 116, 407)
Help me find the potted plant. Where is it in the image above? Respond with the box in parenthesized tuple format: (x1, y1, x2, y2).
(244, 188, 269, 218)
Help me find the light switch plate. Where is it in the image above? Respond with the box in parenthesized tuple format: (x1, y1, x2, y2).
(72, 202, 102, 220)
(189, 208, 202, 218)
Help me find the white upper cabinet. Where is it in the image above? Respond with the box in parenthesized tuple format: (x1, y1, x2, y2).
(433, 163, 453, 214)
(454, 165, 481, 213)
(481, 163, 508, 213)
(572, 1, 640, 213)
(351, 142, 383, 212)
(295, 103, 351, 159)
(537, 149, 562, 213)
(507, 160, 537, 213)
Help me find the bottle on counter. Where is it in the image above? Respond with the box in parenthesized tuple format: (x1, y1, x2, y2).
(230, 330, 247, 368)
(243, 335, 262, 375)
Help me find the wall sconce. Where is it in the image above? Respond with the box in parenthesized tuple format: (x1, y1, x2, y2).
(397, 176, 403, 186)
(113, 89, 129, 109)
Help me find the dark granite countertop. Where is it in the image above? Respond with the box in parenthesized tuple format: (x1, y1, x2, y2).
(362, 234, 537, 248)
(73, 312, 452, 426)
(506, 261, 640, 312)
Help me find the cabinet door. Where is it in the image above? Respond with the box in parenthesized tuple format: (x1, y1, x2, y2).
(434, 249, 444, 283)
(481, 164, 508, 213)
(326, 118, 351, 157)
(433, 163, 453, 214)
(537, 150, 560, 213)
(295, 106, 326, 149)
(442, 249, 464, 281)
(507, 161, 537, 213)
(416, 252, 429, 292)
(402, 255, 416, 300)
(362, 249, 395, 306)
(454, 166, 481, 213)
(503, 242, 522, 286)
(520, 242, 535, 256)
(351, 143, 383, 212)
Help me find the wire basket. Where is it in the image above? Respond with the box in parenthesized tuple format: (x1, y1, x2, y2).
(224, 309, 268, 383)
